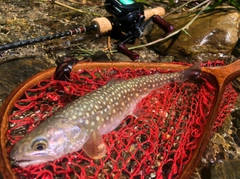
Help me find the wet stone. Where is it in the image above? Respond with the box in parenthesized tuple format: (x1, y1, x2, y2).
(232, 39, 240, 58)
(148, 6, 240, 63)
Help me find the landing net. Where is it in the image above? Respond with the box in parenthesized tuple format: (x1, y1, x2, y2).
(6, 61, 237, 179)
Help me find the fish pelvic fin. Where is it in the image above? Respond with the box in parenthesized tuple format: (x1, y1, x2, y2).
(183, 62, 201, 81)
(82, 131, 107, 160)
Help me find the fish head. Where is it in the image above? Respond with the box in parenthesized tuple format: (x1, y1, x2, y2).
(10, 120, 88, 168)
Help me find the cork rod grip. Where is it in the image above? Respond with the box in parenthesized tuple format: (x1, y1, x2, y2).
(144, 7, 165, 20)
(91, 6, 166, 35)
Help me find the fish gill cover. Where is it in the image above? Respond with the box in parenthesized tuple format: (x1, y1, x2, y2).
(6, 61, 237, 179)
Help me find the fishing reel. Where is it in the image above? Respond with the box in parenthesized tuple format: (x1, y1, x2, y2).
(104, 0, 173, 60)
(104, 0, 145, 35)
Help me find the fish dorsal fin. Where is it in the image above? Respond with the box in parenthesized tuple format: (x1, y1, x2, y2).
(82, 130, 107, 160)
(107, 77, 125, 85)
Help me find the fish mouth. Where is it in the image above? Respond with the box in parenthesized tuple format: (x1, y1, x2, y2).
(10, 151, 55, 168)
(17, 160, 31, 163)
(10, 155, 51, 168)
(14, 159, 47, 168)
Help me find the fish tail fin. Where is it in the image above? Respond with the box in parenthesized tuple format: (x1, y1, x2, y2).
(183, 62, 201, 81)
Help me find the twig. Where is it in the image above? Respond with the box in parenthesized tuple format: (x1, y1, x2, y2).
(127, 0, 211, 51)
(188, 0, 211, 11)
(164, 0, 196, 17)
(52, 0, 102, 16)
(74, 46, 97, 56)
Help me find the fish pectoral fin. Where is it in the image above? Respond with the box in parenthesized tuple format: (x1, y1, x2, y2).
(82, 131, 107, 160)
(129, 111, 138, 118)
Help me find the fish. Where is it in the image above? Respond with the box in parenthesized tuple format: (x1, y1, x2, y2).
(10, 64, 201, 168)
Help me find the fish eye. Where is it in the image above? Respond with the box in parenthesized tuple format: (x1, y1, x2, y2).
(31, 139, 48, 151)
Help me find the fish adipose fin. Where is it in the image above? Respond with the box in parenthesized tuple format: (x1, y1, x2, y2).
(82, 131, 107, 160)
(183, 62, 201, 81)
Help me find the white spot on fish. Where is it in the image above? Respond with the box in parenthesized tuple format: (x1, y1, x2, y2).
(85, 120, 89, 125)
(91, 121, 95, 126)
(86, 112, 90, 117)
(96, 116, 100, 121)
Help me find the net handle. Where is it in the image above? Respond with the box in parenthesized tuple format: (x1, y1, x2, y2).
(180, 59, 240, 179)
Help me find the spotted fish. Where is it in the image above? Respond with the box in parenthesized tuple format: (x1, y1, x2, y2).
(10, 64, 201, 167)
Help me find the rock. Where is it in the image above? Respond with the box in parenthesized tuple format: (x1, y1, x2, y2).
(148, 6, 240, 63)
(0, 59, 49, 106)
(211, 159, 240, 179)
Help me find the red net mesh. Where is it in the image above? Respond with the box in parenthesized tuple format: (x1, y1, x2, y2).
(6, 61, 237, 179)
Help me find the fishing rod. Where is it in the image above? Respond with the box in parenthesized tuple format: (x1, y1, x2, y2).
(0, 25, 97, 51)
(0, 0, 171, 60)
